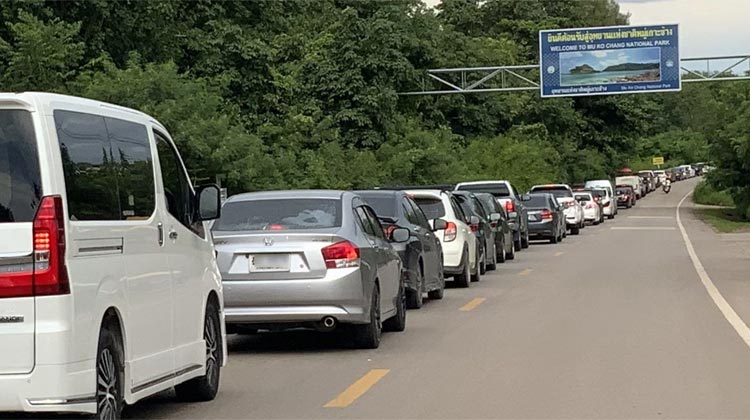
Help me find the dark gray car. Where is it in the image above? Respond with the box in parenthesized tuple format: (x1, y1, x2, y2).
(356, 190, 445, 309)
(474, 192, 515, 264)
(525, 193, 565, 244)
(212, 190, 408, 349)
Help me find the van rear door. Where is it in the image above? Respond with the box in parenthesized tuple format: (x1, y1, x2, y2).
(0, 108, 39, 374)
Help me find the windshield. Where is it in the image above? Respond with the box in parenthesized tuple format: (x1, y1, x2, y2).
(413, 197, 446, 220)
(456, 183, 510, 197)
(0, 110, 41, 223)
(213, 198, 342, 231)
(358, 195, 396, 219)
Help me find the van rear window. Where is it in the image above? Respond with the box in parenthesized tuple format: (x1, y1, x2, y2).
(0, 110, 41, 223)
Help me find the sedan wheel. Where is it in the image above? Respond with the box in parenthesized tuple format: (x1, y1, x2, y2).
(352, 286, 381, 349)
(406, 269, 424, 309)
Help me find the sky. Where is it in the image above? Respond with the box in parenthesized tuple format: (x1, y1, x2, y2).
(422, 0, 750, 58)
(560, 48, 660, 73)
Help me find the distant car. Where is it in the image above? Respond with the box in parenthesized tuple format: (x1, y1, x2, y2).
(213, 190, 407, 349)
(525, 193, 565, 244)
(574, 191, 601, 225)
(454, 180, 530, 250)
(584, 179, 618, 219)
(653, 170, 667, 186)
(357, 190, 445, 309)
(615, 176, 642, 200)
(638, 170, 657, 192)
(616, 185, 636, 208)
(452, 191, 497, 278)
(585, 188, 607, 224)
(408, 190, 478, 288)
(528, 184, 584, 235)
(474, 192, 515, 263)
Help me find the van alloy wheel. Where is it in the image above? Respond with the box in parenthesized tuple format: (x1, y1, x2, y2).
(97, 348, 119, 420)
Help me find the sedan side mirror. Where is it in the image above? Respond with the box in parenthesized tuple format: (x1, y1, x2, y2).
(391, 227, 410, 243)
(470, 215, 480, 226)
(490, 212, 501, 222)
(196, 185, 221, 221)
(432, 218, 448, 231)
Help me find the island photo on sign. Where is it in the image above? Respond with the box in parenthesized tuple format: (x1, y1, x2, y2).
(560, 47, 661, 86)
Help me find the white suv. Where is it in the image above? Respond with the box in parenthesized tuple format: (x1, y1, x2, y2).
(0, 93, 225, 418)
(408, 190, 478, 287)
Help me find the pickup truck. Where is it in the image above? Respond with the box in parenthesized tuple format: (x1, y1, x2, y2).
(454, 180, 529, 250)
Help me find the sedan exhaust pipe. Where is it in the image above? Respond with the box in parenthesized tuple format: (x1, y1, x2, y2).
(315, 316, 337, 332)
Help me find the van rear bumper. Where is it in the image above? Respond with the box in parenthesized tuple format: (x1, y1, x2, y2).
(0, 360, 95, 414)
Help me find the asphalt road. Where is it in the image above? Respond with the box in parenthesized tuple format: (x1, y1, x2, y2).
(127, 177, 750, 419)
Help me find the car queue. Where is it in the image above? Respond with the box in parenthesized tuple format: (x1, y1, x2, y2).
(0, 92, 708, 419)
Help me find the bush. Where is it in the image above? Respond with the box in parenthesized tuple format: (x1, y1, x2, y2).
(693, 181, 734, 207)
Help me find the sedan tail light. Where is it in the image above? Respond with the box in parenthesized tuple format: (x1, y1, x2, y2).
(469, 224, 479, 233)
(322, 241, 360, 269)
(541, 209, 553, 220)
(585, 203, 596, 209)
(444, 221, 457, 242)
(505, 200, 515, 213)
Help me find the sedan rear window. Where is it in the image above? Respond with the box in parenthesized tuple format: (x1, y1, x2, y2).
(413, 197, 446, 220)
(213, 198, 342, 231)
(525, 195, 549, 208)
(455, 183, 510, 197)
(530, 186, 572, 198)
(0, 110, 41, 223)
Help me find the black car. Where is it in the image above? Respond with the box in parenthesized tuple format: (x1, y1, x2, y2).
(474, 192, 515, 263)
(452, 191, 497, 276)
(357, 190, 445, 309)
(525, 193, 565, 244)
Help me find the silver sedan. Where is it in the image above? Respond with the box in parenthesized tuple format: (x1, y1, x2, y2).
(211, 190, 408, 349)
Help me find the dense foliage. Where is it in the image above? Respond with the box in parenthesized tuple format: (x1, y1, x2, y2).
(0, 0, 747, 209)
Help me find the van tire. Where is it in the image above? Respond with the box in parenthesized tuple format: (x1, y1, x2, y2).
(93, 325, 124, 420)
(175, 301, 222, 402)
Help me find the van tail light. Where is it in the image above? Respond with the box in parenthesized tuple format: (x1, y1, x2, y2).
(0, 196, 69, 299)
(444, 222, 457, 242)
(322, 241, 360, 269)
(505, 200, 515, 213)
(541, 209, 553, 220)
(33, 196, 69, 296)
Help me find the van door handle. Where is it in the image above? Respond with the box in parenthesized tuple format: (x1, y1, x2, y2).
(169, 230, 179, 240)
(158, 223, 164, 246)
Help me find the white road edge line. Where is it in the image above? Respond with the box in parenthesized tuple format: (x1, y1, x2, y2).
(627, 216, 674, 219)
(677, 190, 750, 348)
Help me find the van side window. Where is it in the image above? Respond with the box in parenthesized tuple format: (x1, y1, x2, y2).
(55, 110, 120, 221)
(154, 131, 200, 236)
(105, 117, 155, 219)
(55, 110, 156, 221)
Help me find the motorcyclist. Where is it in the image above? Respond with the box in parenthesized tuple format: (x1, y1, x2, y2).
(663, 173, 672, 193)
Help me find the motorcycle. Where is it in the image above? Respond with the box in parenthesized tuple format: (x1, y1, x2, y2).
(662, 179, 671, 193)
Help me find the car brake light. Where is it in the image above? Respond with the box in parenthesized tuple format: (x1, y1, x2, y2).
(321, 241, 360, 269)
(444, 221, 457, 242)
(490, 222, 497, 228)
(1, 196, 70, 299)
(470, 224, 479, 232)
(586, 203, 596, 209)
(267, 224, 284, 230)
(602, 201, 610, 207)
(541, 209, 553, 220)
(505, 200, 515, 213)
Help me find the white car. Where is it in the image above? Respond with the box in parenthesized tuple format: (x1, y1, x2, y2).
(0, 93, 225, 418)
(574, 191, 601, 225)
(408, 190, 479, 287)
(584, 179, 618, 219)
(653, 170, 667, 186)
(529, 184, 584, 235)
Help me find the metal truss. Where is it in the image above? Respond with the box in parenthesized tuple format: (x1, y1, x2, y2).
(400, 54, 750, 96)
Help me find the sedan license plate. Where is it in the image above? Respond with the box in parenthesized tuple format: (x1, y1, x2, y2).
(248, 254, 290, 272)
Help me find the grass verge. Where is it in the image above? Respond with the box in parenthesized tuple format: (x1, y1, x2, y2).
(693, 181, 734, 207)
(694, 208, 750, 233)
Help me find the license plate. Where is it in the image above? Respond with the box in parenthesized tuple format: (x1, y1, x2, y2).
(248, 254, 290, 272)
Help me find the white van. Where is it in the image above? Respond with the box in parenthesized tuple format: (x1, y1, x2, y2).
(0, 93, 225, 418)
(583, 179, 618, 219)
